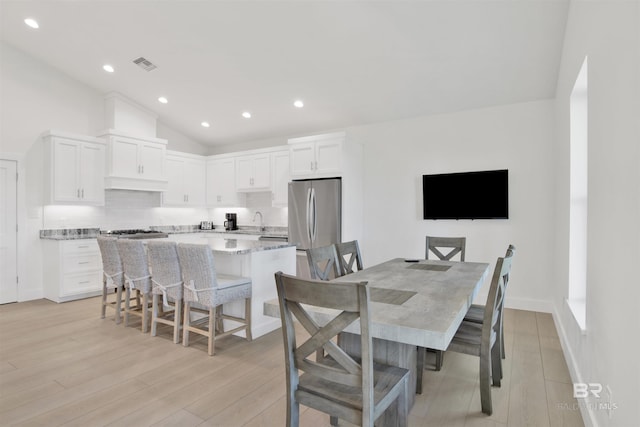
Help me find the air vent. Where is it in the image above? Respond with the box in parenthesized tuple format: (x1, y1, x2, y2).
(133, 57, 157, 71)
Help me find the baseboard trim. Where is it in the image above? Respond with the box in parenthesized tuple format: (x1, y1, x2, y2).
(504, 296, 553, 313)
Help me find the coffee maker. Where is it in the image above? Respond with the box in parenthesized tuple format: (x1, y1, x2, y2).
(224, 213, 238, 231)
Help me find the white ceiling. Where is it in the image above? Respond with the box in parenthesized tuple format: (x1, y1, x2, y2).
(0, 1, 569, 147)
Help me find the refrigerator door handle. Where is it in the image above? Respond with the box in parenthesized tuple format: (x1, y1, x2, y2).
(306, 187, 313, 243)
(311, 187, 318, 243)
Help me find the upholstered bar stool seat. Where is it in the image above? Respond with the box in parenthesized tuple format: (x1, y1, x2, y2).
(97, 236, 124, 324)
(147, 241, 183, 343)
(117, 239, 153, 333)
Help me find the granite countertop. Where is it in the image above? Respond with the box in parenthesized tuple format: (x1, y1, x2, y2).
(203, 237, 293, 255)
(151, 224, 288, 238)
(40, 228, 101, 240)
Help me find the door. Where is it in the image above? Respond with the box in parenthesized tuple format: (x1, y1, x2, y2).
(310, 178, 341, 248)
(110, 138, 139, 177)
(164, 156, 186, 205)
(184, 159, 206, 205)
(139, 143, 164, 180)
(252, 154, 271, 189)
(289, 142, 315, 177)
(79, 143, 105, 204)
(288, 180, 312, 250)
(315, 139, 342, 176)
(0, 160, 18, 303)
(235, 155, 253, 190)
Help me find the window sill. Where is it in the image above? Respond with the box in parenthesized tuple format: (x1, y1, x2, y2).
(566, 298, 586, 335)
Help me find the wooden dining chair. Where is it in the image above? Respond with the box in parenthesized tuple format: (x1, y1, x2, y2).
(306, 245, 341, 281)
(464, 245, 516, 363)
(425, 236, 466, 262)
(97, 236, 124, 324)
(420, 249, 515, 415)
(147, 241, 183, 344)
(335, 240, 364, 276)
(177, 243, 252, 356)
(116, 239, 153, 333)
(423, 235, 467, 371)
(274, 271, 410, 427)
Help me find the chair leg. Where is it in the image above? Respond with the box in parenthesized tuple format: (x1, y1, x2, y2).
(100, 280, 107, 319)
(183, 302, 191, 347)
(245, 297, 252, 342)
(491, 341, 502, 387)
(173, 300, 182, 344)
(416, 346, 425, 394)
(397, 377, 409, 427)
(208, 307, 216, 356)
(141, 293, 150, 333)
(286, 395, 299, 427)
(330, 416, 338, 426)
(115, 285, 122, 324)
(124, 287, 131, 327)
(151, 293, 159, 337)
(479, 348, 493, 415)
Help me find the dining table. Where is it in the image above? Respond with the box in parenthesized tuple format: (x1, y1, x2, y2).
(263, 257, 490, 425)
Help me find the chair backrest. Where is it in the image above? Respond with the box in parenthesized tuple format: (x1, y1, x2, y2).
(306, 245, 341, 280)
(425, 236, 466, 261)
(176, 243, 218, 304)
(335, 240, 364, 276)
(147, 241, 182, 300)
(274, 272, 374, 423)
(482, 247, 515, 343)
(116, 239, 152, 293)
(97, 236, 124, 286)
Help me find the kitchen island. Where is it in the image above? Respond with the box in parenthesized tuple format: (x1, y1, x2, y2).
(167, 234, 295, 339)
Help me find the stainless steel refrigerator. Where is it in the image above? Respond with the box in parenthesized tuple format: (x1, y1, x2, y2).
(288, 178, 341, 250)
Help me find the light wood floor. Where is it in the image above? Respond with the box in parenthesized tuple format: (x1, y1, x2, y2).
(0, 297, 583, 427)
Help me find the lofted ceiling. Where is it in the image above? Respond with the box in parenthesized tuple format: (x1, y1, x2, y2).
(0, 1, 569, 147)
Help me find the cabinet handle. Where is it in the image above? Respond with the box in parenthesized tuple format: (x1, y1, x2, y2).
(217, 195, 222, 202)
(310, 161, 313, 171)
(77, 245, 89, 249)
(81, 188, 84, 199)
(186, 194, 189, 202)
(142, 165, 144, 174)
(78, 281, 91, 285)
(78, 261, 90, 265)
(77, 188, 80, 198)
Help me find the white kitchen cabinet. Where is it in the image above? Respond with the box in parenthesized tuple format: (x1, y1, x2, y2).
(42, 239, 103, 303)
(271, 150, 290, 207)
(288, 132, 343, 178)
(236, 153, 271, 191)
(99, 130, 168, 191)
(42, 132, 106, 206)
(163, 151, 206, 206)
(206, 156, 245, 207)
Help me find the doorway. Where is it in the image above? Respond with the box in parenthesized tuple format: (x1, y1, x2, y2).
(0, 159, 18, 303)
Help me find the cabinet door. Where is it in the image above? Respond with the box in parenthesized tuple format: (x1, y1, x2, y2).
(315, 138, 342, 176)
(289, 142, 315, 178)
(235, 156, 254, 190)
(164, 156, 186, 205)
(184, 159, 206, 206)
(139, 143, 165, 180)
(78, 143, 105, 204)
(271, 151, 290, 206)
(252, 154, 271, 189)
(52, 139, 80, 202)
(207, 158, 243, 206)
(110, 138, 139, 178)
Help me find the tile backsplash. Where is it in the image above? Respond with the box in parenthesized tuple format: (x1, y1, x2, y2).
(42, 189, 287, 230)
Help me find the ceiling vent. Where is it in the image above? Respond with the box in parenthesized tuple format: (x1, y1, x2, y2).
(133, 57, 157, 72)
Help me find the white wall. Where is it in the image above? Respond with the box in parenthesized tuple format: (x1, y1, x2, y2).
(348, 100, 556, 311)
(552, 1, 640, 426)
(157, 121, 209, 155)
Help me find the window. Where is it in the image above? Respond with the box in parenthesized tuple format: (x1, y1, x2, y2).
(567, 57, 588, 332)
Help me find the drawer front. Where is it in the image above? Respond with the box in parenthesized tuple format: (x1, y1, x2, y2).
(63, 253, 102, 273)
(62, 271, 102, 295)
(62, 239, 99, 255)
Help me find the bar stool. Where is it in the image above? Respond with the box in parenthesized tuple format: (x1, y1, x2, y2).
(117, 239, 153, 333)
(97, 236, 124, 324)
(147, 240, 183, 343)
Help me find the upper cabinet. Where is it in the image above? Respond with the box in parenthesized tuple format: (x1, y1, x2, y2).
(163, 151, 206, 206)
(288, 132, 343, 178)
(235, 153, 271, 192)
(206, 156, 246, 207)
(42, 131, 106, 206)
(98, 130, 168, 192)
(271, 150, 290, 207)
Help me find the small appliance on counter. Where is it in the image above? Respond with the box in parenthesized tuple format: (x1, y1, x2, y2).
(200, 221, 213, 230)
(224, 213, 238, 231)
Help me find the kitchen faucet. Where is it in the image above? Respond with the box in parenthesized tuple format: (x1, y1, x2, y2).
(253, 211, 265, 231)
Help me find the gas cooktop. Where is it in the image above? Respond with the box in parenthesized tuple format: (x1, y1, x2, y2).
(101, 229, 168, 239)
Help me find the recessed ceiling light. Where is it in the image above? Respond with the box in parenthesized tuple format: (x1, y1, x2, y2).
(24, 18, 39, 29)
(201, 121, 210, 128)
(103, 64, 114, 73)
(294, 100, 304, 108)
(242, 112, 251, 119)
(158, 97, 168, 104)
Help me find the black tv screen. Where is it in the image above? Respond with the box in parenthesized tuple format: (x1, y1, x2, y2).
(423, 169, 509, 219)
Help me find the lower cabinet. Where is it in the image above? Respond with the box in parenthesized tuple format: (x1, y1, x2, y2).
(42, 239, 103, 302)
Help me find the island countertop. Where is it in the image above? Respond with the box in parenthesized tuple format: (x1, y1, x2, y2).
(182, 236, 293, 255)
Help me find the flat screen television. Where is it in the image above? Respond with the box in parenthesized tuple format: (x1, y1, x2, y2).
(423, 169, 509, 219)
